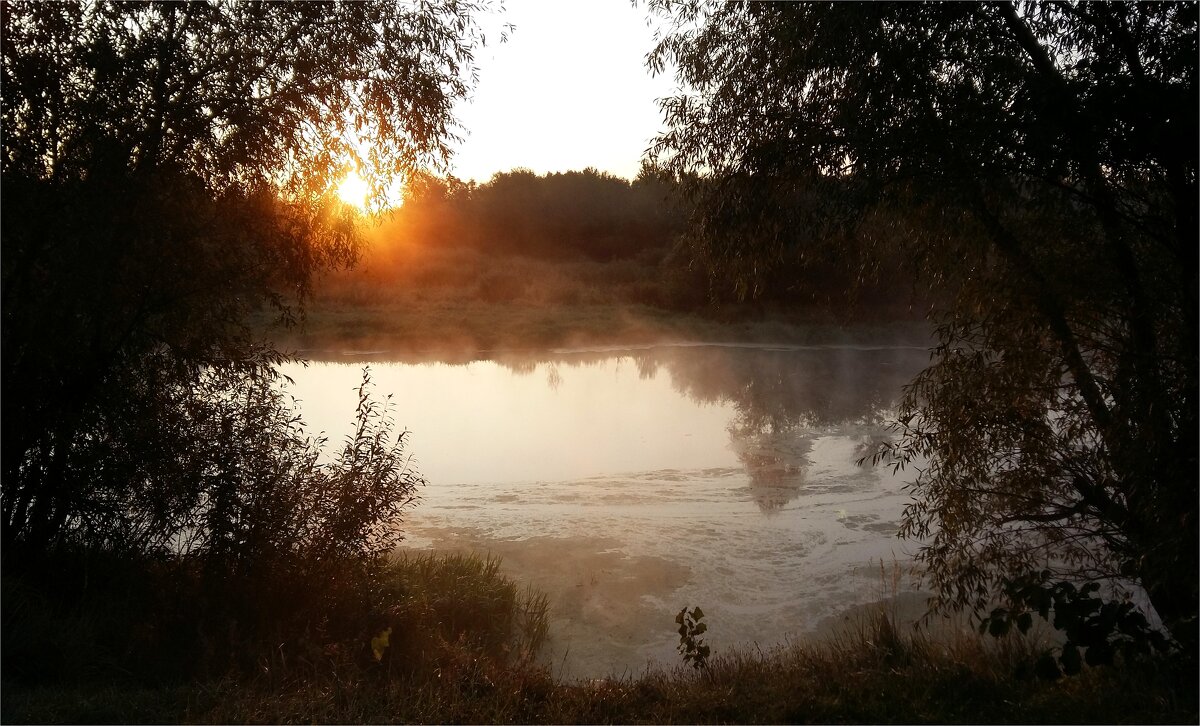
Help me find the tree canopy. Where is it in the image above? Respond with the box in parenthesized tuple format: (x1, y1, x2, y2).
(378, 166, 685, 261)
(1, 0, 489, 554)
(647, 0, 1197, 657)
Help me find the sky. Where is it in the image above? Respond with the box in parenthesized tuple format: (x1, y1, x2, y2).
(446, 0, 678, 184)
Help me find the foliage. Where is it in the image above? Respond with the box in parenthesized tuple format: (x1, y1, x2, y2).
(377, 165, 687, 262)
(6, 607, 1196, 724)
(675, 606, 711, 669)
(647, 0, 1197, 654)
(376, 552, 550, 678)
(982, 571, 1170, 680)
(1, 0, 488, 553)
(1, 369, 424, 682)
(2, 0, 484, 203)
(1, 1, 494, 690)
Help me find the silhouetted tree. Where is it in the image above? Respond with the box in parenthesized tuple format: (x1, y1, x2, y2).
(648, 0, 1197, 655)
(380, 166, 686, 260)
(1, 1, 486, 555)
(464, 167, 677, 259)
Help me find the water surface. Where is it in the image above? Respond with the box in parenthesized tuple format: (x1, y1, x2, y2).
(282, 342, 931, 679)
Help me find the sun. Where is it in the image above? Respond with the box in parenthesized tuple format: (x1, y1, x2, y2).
(336, 170, 370, 209)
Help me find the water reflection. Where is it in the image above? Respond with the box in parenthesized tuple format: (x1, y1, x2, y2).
(636, 345, 923, 512)
(490, 345, 924, 512)
(729, 419, 811, 512)
(292, 343, 928, 512)
(283, 341, 932, 678)
(474, 344, 923, 425)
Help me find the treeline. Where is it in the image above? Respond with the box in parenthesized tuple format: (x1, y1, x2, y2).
(350, 166, 918, 317)
(377, 166, 684, 262)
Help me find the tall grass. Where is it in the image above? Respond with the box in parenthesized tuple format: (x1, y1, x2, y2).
(6, 586, 1192, 724)
(1, 550, 554, 723)
(376, 552, 549, 678)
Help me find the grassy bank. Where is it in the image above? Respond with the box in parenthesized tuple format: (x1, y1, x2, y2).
(1, 551, 548, 724)
(5, 613, 1192, 724)
(4, 550, 1194, 724)
(261, 240, 927, 356)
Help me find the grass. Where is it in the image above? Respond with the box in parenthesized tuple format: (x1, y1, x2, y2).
(4, 551, 1194, 723)
(377, 552, 550, 676)
(1, 551, 552, 724)
(258, 240, 928, 356)
(6, 599, 1193, 724)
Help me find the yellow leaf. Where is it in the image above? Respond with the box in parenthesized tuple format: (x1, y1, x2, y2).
(371, 626, 392, 662)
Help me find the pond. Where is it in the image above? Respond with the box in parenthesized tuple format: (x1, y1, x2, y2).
(281, 340, 932, 680)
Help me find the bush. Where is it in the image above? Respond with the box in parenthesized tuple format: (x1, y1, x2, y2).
(2, 367, 425, 682)
(374, 553, 550, 679)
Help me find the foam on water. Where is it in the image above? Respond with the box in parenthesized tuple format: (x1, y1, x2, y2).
(282, 342, 931, 679)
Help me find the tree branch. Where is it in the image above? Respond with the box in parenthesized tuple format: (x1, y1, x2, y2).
(967, 187, 1113, 435)
(996, 1, 1168, 478)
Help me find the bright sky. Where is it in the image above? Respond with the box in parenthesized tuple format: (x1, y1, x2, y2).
(447, 0, 678, 184)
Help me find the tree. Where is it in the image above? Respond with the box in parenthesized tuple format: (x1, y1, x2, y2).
(1, 1, 490, 554)
(373, 166, 685, 261)
(647, 0, 1197, 651)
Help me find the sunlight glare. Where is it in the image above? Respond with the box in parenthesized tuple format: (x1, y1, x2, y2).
(336, 170, 370, 209)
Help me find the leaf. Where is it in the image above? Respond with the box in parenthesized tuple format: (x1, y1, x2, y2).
(694, 622, 708, 635)
(692, 607, 704, 620)
(370, 626, 392, 662)
(1060, 643, 1081, 676)
(1035, 653, 1062, 681)
(1084, 641, 1112, 667)
(1016, 612, 1033, 634)
(987, 617, 1010, 638)
(1035, 589, 1052, 620)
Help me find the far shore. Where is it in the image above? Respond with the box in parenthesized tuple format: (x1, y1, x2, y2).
(260, 298, 931, 363)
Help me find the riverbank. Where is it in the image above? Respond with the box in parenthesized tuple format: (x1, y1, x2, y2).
(5, 543, 1193, 724)
(10, 269, 1179, 723)
(259, 235, 928, 359)
(5, 578, 1193, 724)
(265, 298, 930, 363)
(5, 540, 1193, 724)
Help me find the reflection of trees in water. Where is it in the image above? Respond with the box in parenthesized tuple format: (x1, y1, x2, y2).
(501, 358, 538, 376)
(641, 345, 927, 512)
(635, 355, 658, 381)
(727, 415, 812, 512)
(851, 431, 896, 469)
(546, 364, 563, 391)
(651, 346, 923, 428)
(414, 344, 927, 513)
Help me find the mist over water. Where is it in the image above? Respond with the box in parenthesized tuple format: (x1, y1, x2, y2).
(282, 341, 931, 680)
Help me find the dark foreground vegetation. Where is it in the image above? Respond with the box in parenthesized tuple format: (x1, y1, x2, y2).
(4, 549, 1195, 724)
(2, 1, 1195, 723)
(645, 0, 1198, 679)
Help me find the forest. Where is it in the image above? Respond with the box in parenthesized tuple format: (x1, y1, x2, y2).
(295, 164, 920, 358)
(2, 1, 1196, 723)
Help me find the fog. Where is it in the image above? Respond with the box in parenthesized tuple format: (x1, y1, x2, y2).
(282, 341, 933, 679)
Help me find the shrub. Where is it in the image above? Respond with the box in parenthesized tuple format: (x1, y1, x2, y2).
(2, 367, 425, 682)
(377, 552, 550, 679)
